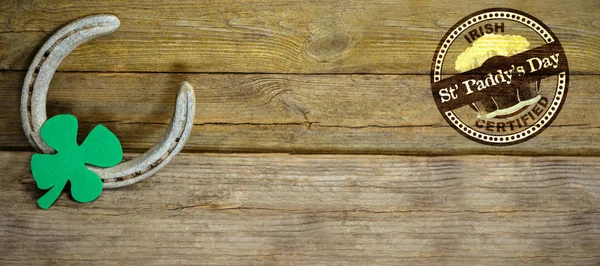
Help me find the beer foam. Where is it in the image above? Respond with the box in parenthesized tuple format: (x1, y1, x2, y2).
(455, 34, 530, 73)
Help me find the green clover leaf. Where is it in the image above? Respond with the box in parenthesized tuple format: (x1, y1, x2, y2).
(31, 114, 123, 209)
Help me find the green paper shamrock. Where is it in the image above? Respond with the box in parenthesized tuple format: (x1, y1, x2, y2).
(31, 114, 123, 209)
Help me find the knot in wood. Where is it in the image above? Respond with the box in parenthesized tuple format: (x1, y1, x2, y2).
(304, 31, 354, 63)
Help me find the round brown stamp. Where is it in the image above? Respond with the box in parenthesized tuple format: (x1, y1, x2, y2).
(431, 8, 569, 145)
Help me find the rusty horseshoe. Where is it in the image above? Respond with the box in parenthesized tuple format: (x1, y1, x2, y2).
(21, 14, 196, 188)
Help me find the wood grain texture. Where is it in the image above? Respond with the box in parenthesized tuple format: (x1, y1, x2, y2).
(1, 71, 599, 155)
(0, 0, 599, 74)
(2, 1, 600, 265)
(1, 152, 599, 265)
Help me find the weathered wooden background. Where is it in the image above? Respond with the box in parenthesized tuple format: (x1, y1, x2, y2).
(1, 0, 599, 265)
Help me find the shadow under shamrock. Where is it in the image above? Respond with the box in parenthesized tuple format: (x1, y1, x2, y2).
(21, 179, 72, 205)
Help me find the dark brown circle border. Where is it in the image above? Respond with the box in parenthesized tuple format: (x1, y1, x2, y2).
(430, 8, 570, 146)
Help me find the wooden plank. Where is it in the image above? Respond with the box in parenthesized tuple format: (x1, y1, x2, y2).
(0, 0, 599, 74)
(1, 151, 599, 265)
(1, 71, 600, 155)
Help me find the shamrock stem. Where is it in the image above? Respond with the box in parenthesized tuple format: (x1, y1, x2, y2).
(37, 180, 66, 210)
